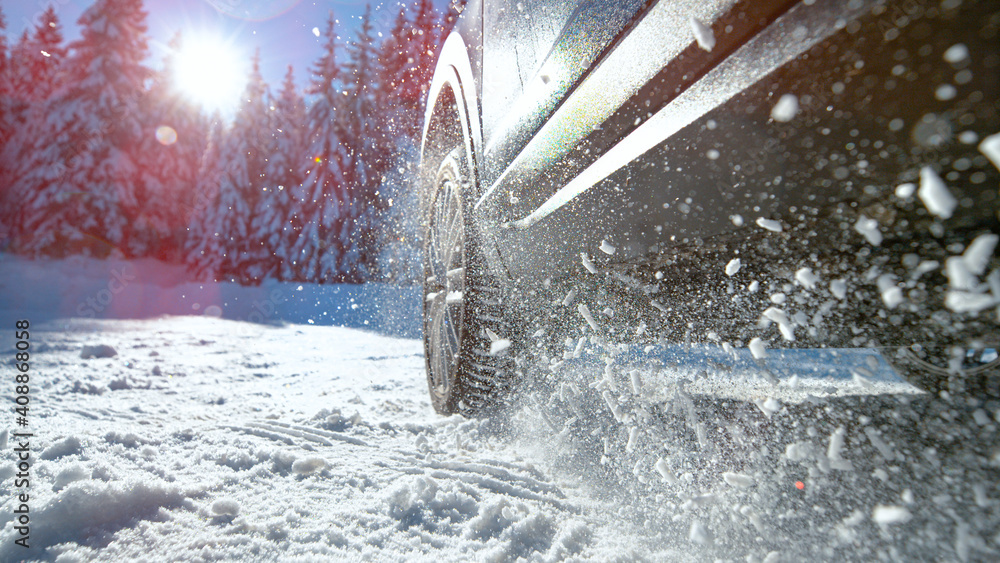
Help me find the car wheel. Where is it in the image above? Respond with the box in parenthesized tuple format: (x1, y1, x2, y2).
(887, 345, 1000, 397)
(423, 147, 516, 416)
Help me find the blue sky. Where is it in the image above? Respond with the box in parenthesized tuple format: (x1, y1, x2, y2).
(4, 0, 451, 94)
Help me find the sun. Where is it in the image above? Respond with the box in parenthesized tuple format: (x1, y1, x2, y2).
(173, 33, 246, 113)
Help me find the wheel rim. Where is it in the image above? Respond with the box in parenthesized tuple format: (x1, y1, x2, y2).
(424, 172, 465, 398)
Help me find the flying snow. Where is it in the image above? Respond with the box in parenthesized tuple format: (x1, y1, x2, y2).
(689, 18, 715, 51)
(917, 166, 957, 219)
(770, 94, 799, 122)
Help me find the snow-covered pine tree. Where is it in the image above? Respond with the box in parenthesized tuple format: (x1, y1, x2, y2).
(197, 49, 272, 283)
(27, 6, 67, 100)
(0, 7, 11, 242)
(5, 7, 67, 130)
(401, 0, 442, 117)
(292, 12, 351, 283)
(185, 114, 227, 279)
(339, 5, 387, 281)
(252, 64, 307, 281)
(132, 33, 209, 260)
(377, 7, 414, 139)
(3, 0, 150, 257)
(0, 6, 10, 145)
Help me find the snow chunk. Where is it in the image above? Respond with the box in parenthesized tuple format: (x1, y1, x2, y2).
(490, 339, 512, 356)
(877, 274, 904, 309)
(763, 307, 795, 341)
(830, 279, 848, 299)
(580, 252, 598, 274)
(562, 288, 577, 306)
(872, 505, 912, 525)
(626, 427, 640, 453)
(212, 498, 241, 517)
(854, 215, 883, 246)
(291, 457, 327, 475)
(41, 436, 83, 460)
(655, 457, 678, 484)
(756, 217, 783, 232)
(723, 472, 754, 489)
(770, 94, 799, 122)
(895, 182, 916, 198)
(629, 369, 642, 395)
(979, 133, 1000, 171)
(578, 303, 600, 332)
(689, 18, 715, 51)
(688, 520, 713, 545)
(918, 166, 957, 219)
(795, 267, 819, 290)
(725, 258, 741, 276)
(946, 256, 977, 290)
(943, 43, 969, 63)
(827, 426, 854, 471)
(945, 291, 998, 313)
(754, 397, 781, 418)
(599, 240, 616, 255)
(963, 234, 997, 275)
(81, 344, 117, 359)
(749, 337, 768, 359)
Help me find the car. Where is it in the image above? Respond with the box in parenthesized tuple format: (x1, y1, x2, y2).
(418, 0, 1000, 416)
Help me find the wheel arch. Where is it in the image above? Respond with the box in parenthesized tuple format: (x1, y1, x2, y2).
(420, 31, 483, 213)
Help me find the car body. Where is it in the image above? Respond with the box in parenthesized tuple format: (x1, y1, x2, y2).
(419, 0, 1000, 414)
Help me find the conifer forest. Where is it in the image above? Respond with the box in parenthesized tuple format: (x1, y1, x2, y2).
(0, 0, 455, 284)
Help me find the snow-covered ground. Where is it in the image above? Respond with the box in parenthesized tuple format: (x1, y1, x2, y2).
(0, 254, 998, 561)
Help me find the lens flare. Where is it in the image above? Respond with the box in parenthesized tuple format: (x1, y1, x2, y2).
(155, 125, 178, 146)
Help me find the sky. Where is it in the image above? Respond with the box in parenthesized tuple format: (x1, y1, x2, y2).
(3, 0, 452, 105)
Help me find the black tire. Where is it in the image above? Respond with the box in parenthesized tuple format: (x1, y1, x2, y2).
(885, 345, 1000, 397)
(423, 147, 516, 416)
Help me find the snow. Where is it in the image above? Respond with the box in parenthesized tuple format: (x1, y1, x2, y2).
(854, 215, 883, 246)
(755, 217, 783, 232)
(946, 256, 977, 291)
(980, 133, 1000, 171)
(877, 274, 904, 309)
(578, 303, 600, 332)
(2, 255, 997, 560)
(722, 472, 754, 489)
(770, 93, 799, 122)
(762, 307, 795, 341)
(872, 505, 912, 525)
(945, 290, 998, 313)
(943, 43, 969, 63)
(962, 234, 997, 275)
(490, 339, 513, 356)
(689, 18, 716, 52)
(895, 182, 916, 198)
(725, 258, 741, 276)
(795, 267, 819, 290)
(918, 166, 957, 219)
(599, 240, 616, 255)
